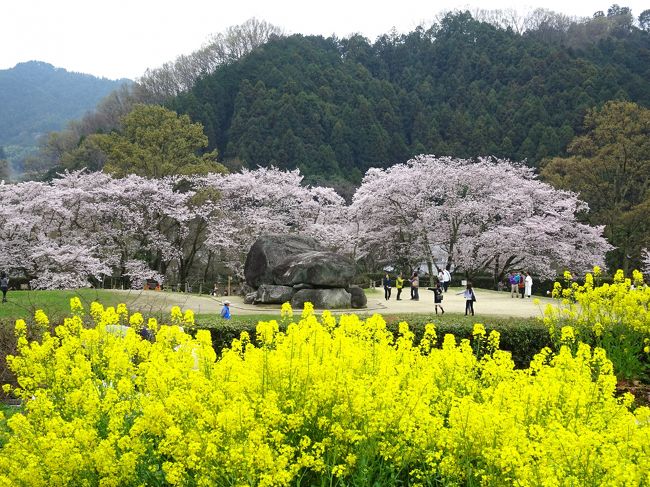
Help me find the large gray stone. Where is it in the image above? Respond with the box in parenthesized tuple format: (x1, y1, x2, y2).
(291, 288, 351, 310)
(292, 283, 314, 291)
(255, 284, 294, 304)
(349, 286, 367, 309)
(272, 251, 355, 288)
(244, 235, 322, 288)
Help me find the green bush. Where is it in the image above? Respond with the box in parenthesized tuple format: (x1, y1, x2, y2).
(383, 315, 551, 368)
(196, 314, 551, 369)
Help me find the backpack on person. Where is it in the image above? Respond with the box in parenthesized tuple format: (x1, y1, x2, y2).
(0, 277, 8, 289)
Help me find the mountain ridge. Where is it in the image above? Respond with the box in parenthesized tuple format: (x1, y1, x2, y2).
(165, 12, 650, 186)
(0, 60, 130, 160)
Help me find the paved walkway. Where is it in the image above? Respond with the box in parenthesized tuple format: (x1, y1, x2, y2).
(112, 287, 553, 318)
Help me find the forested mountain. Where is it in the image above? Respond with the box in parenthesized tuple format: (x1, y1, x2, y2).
(167, 11, 650, 187)
(0, 61, 128, 160)
(11, 11, 650, 270)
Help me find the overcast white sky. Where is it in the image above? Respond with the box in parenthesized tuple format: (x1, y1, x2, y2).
(1, 0, 646, 80)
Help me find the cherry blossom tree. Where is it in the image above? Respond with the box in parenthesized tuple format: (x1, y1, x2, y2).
(198, 167, 346, 277)
(0, 171, 198, 289)
(41, 171, 198, 284)
(0, 177, 112, 288)
(123, 260, 165, 290)
(0, 159, 609, 290)
(27, 242, 110, 290)
(642, 249, 650, 275)
(0, 168, 346, 289)
(350, 155, 612, 282)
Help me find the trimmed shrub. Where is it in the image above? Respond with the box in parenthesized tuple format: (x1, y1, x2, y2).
(196, 314, 551, 368)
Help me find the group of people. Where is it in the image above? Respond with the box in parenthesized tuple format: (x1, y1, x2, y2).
(383, 269, 468, 315)
(506, 271, 533, 298)
(382, 272, 409, 301)
(382, 268, 453, 302)
(211, 283, 230, 297)
(430, 280, 477, 316)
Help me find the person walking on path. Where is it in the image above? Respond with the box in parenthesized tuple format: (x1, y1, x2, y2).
(220, 300, 231, 320)
(382, 273, 392, 300)
(524, 272, 533, 298)
(442, 268, 451, 292)
(0, 272, 8, 303)
(457, 282, 476, 316)
(509, 272, 520, 298)
(428, 281, 445, 315)
(395, 273, 404, 300)
(410, 271, 420, 300)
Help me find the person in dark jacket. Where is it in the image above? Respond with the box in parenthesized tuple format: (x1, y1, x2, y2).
(428, 281, 445, 315)
(0, 272, 8, 303)
(382, 273, 392, 300)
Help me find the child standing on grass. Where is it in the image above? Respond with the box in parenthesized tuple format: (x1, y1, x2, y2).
(457, 282, 476, 316)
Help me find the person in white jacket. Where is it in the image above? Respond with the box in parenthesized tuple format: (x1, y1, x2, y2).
(524, 272, 533, 298)
(442, 268, 451, 292)
(456, 282, 476, 316)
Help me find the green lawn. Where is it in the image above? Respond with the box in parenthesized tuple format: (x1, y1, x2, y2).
(0, 289, 302, 325)
(0, 288, 542, 330)
(0, 289, 133, 322)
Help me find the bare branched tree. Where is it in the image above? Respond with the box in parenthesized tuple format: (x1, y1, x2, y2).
(136, 18, 285, 102)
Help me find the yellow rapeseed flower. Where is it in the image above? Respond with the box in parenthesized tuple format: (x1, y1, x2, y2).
(1, 302, 649, 486)
(70, 297, 84, 315)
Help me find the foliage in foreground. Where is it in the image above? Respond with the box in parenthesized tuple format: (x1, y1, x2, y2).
(543, 268, 650, 380)
(0, 301, 649, 486)
(196, 313, 551, 369)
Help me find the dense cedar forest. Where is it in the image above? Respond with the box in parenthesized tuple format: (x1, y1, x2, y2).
(167, 12, 650, 189)
(0, 61, 128, 158)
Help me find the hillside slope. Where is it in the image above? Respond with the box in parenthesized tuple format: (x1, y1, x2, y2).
(169, 13, 650, 185)
(0, 61, 128, 156)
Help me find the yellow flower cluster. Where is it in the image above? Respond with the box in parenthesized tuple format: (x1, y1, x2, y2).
(544, 267, 650, 378)
(1, 301, 649, 486)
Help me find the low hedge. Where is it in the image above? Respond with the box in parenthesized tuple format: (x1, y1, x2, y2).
(196, 314, 551, 369)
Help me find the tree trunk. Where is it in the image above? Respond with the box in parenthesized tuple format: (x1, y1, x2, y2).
(493, 255, 500, 289)
(203, 250, 213, 283)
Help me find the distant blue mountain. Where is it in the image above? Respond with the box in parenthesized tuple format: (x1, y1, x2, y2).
(0, 61, 130, 151)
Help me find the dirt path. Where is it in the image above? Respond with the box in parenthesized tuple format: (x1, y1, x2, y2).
(112, 287, 553, 319)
